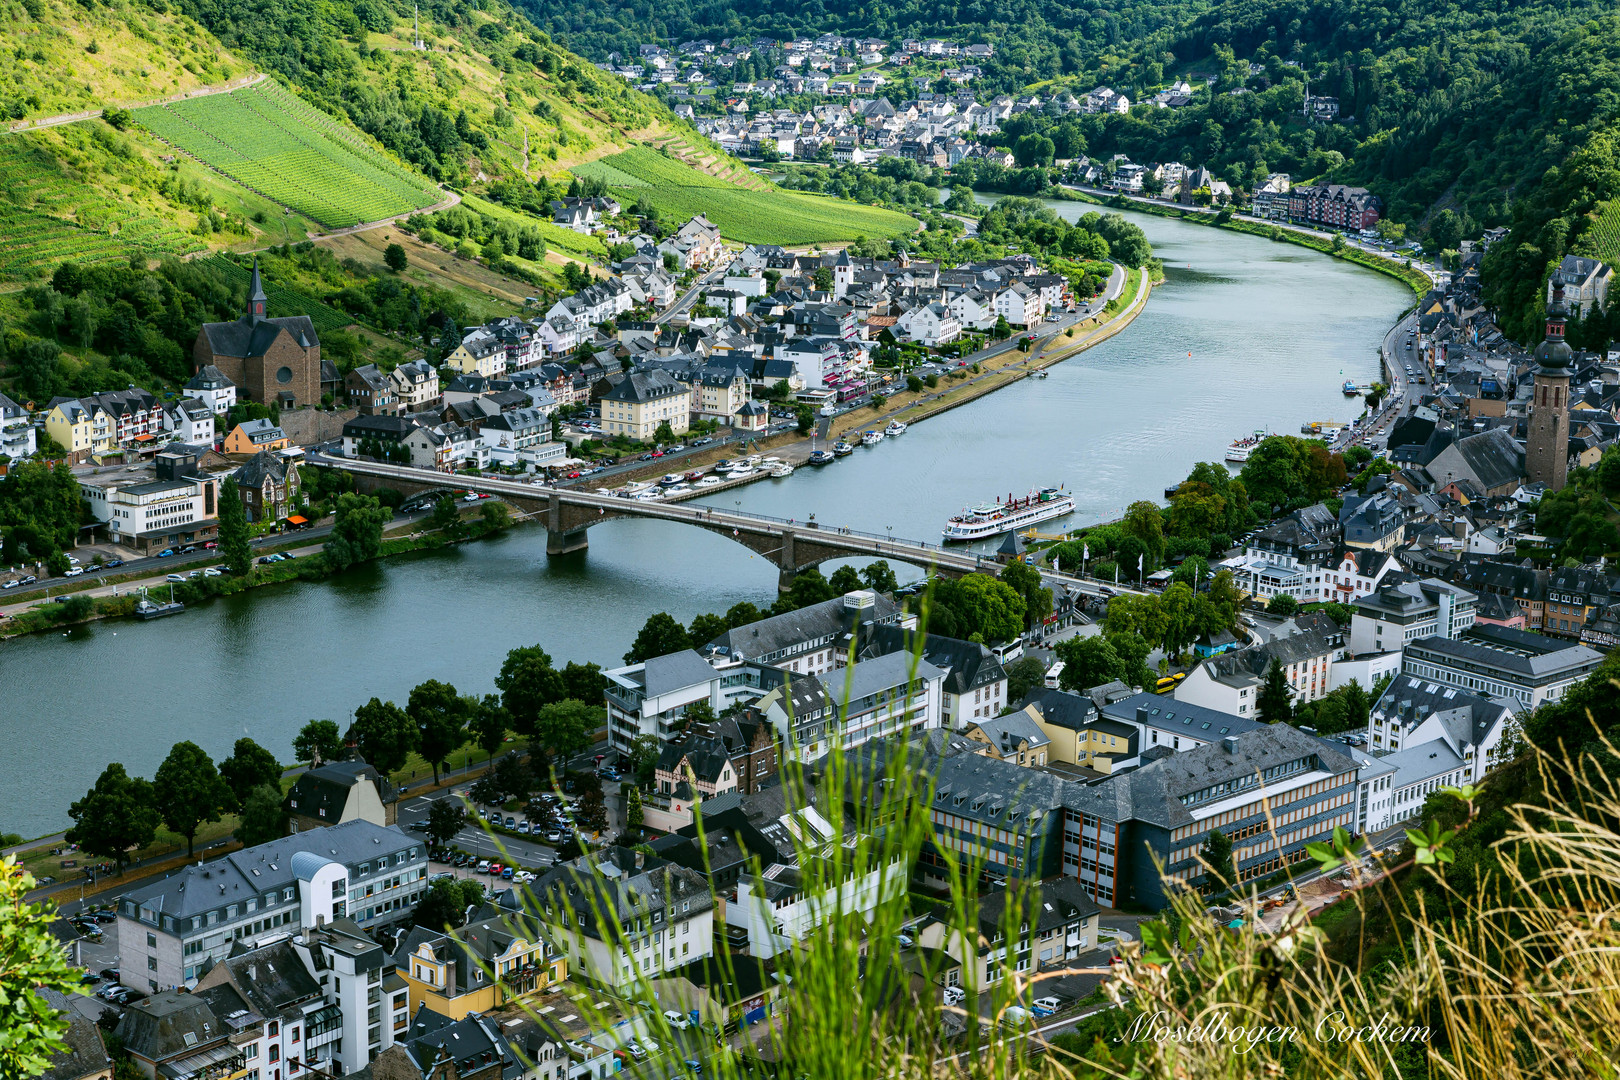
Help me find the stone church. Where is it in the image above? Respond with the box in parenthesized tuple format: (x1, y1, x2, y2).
(193, 259, 321, 406)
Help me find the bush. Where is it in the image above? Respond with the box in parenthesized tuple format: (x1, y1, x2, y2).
(924, 374, 939, 388)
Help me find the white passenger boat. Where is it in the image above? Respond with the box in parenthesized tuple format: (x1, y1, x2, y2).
(942, 486, 1074, 541)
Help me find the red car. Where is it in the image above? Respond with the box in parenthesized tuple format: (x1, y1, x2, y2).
(203, 541, 218, 550)
(652, 450, 665, 458)
(566, 471, 582, 479)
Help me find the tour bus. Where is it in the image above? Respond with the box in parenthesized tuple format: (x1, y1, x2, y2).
(1044, 660, 1066, 689)
(1154, 672, 1186, 694)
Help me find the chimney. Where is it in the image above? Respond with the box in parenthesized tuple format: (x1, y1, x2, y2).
(1136, 707, 1149, 726)
(634, 850, 645, 870)
(1222, 736, 1239, 754)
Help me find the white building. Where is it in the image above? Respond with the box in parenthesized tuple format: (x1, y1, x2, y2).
(1365, 673, 1515, 781)
(735, 842, 906, 959)
(0, 392, 36, 458)
(162, 399, 216, 445)
(1349, 578, 1477, 656)
(184, 365, 237, 414)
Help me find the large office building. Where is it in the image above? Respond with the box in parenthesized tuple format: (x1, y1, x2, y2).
(1401, 624, 1604, 712)
(115, 820, 428, 992)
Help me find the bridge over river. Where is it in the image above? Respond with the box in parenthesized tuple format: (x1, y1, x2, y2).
(314, 456, 1129, 596)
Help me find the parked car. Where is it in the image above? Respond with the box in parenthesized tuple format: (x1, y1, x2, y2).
(501, 866, 515, 879)
(663, 1010, 691, 1030)
(157, 549, 175, 558)
(203, 568, 223, 577)
(1, 580, 18, 590)
(476, 859, 491, 873)
(64, 566, 84, 577)
(692, 437, 713, 446)
(504, 816, 516, 829)
(104, 558, 123, 568)
(203, 541, 217, 549)
(166, 574, 186, 583)
(1032, 995, 1061, 1015)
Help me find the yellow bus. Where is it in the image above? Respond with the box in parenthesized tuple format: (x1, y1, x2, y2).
(1154, 672, 1186, 694)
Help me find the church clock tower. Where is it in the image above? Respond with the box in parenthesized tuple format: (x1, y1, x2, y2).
(1525, 284, 1573, 491)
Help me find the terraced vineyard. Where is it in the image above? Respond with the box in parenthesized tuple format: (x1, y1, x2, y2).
(0, 137, 207, 278)
(202, 255, 359, 334)
(573, 146, 914, 244)
(1582, 199, 1620, 268)
(134, 81, 442, 228)
(0, 208, 136, 280)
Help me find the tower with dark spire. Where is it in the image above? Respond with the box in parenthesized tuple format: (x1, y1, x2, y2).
(246, 258, 268, 322)
(1526, 283, 1573, 491)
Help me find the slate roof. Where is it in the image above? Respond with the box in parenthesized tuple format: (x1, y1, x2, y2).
(965, 711, 1050, 753)
(393, 906, 549, 998)
(707, 592, 901, 660)
(36, 988, 112, 1080)
(602, 368, 687, 403)
(286, 759, 395, 819)
(204, 939, 323, 1019)
(818, 650, 944, 704)
(116, 819, 415, 921)
(1017, 688, 1098, 730)
(185, 365, 234, 391)
(115, 987, 242, 1064)
(527, 848, 714, 938)
(1381, 740, 1466, 791)
(857, 624, 1004, 696)
(1100, 692, 1269, 742)
(1405, 625, 1604, 679)
(400, 1006, 523, 1080)
(1371, 673, 1513, 747)
(632, 649, 720, 697)
(232, 449, 294, 489)
(1448, 428, 1524, 491)
(977, 876, 1100, 935)
(1065, 723, 1359, 831)
(200, 314, 318, 358)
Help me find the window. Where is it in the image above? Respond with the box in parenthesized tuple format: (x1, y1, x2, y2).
(147, 933, 157, 948)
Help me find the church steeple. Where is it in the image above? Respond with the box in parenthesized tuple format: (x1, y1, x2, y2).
(1527, 281, 1573, 491)
(246, 258, 267, 321)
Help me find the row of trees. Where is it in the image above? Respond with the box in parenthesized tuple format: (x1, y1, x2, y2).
(66, 737, 286, 871)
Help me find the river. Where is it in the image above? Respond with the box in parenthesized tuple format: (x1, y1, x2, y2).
(0, 205, 1411, 838)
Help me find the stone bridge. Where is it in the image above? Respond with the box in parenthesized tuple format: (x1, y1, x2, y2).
(311, 456, 1014, 589)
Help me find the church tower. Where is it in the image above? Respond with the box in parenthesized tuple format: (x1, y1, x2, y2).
(246, 258, 267, 321)
(1525, 283, 1573, 491)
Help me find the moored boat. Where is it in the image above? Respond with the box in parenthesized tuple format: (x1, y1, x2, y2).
(884, 420, 907, 437)
(808, 450, 835, 465)
(770, 463, 794, 478)
(133, 597, 184, 620)
(942, 486, 1074, 541)
(1225, 429, 1267, 463)
(833, 440, 855, 457)
(860, 430, 884, 446)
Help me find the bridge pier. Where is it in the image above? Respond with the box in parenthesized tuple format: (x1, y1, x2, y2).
(547, 527, 589, 556)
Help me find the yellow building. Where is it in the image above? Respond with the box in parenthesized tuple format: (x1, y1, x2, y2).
(1020, 697, 1140, 773)
(444, 329, 508, 378)
(397, 908, 567, 1016)
(600, 369, 691, 442)
(45, 399, 113, 461)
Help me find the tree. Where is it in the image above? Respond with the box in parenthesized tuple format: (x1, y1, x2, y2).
(1121, 501, 1167, 565)
(408, 679, 467, 785)
(861, 560, 899, 594)
(468, 694, 509, 768)
(1266, 593, 1300, 615)
(932, 573, 1026, 643)
(423, 798, 467, 848)
(385, 243, 409, 272)
(153, 741, 229, 858)
(414, 877, 484, 931)
(65, 763, 158, 875)
(496, 644, 565, 736)
(1004, 656, 1048, 703)
(235, 784, 287, 847)
(1000, 560, 1053, 629)
(795, 404, 816, 433)
(218, 478, 252, 576)
(1157, 583, 1197, 657)
(624, 733, 661, 789)
(217, 737, 281, 812)
(324, 493, 389, 571)
(1256, 658, 1294, 725)
(625, 787, 645, 830)
(688, 610, 729, 646)
(624, 611, 692, 664)
(347, 697, 418, 776)
(828, 565, 864, 594)
(0, 855, 80, 1079)
(1055, 634, 1122, 692)
(429, 495, 462, 536)
(1201, 828, 1237, 893)
(293, 720, 343, 768)
(1339, 679, 1372, 733)
(561, 661, 604, 703)
(654, 420, 676, 445)
(535, 699, 597, 761)
(993, 315, 1012, 339)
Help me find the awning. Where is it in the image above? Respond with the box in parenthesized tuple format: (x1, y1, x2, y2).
(285, 515, 309, 525)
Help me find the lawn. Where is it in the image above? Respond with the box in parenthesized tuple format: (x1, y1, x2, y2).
(573, 146, 916, 244)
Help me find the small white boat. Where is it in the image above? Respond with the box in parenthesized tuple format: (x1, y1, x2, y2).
(658, 473, 683, 486)
(726, 467, 754, 479)
(698, 475, 723, 486)
(770, 463, 794, 478)
(663, 483, 692, 496)
(884, 420, 907, 437)
(860, 430, 884, 446)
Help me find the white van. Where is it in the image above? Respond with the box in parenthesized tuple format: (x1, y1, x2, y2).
(942, 986, 965, 1007)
